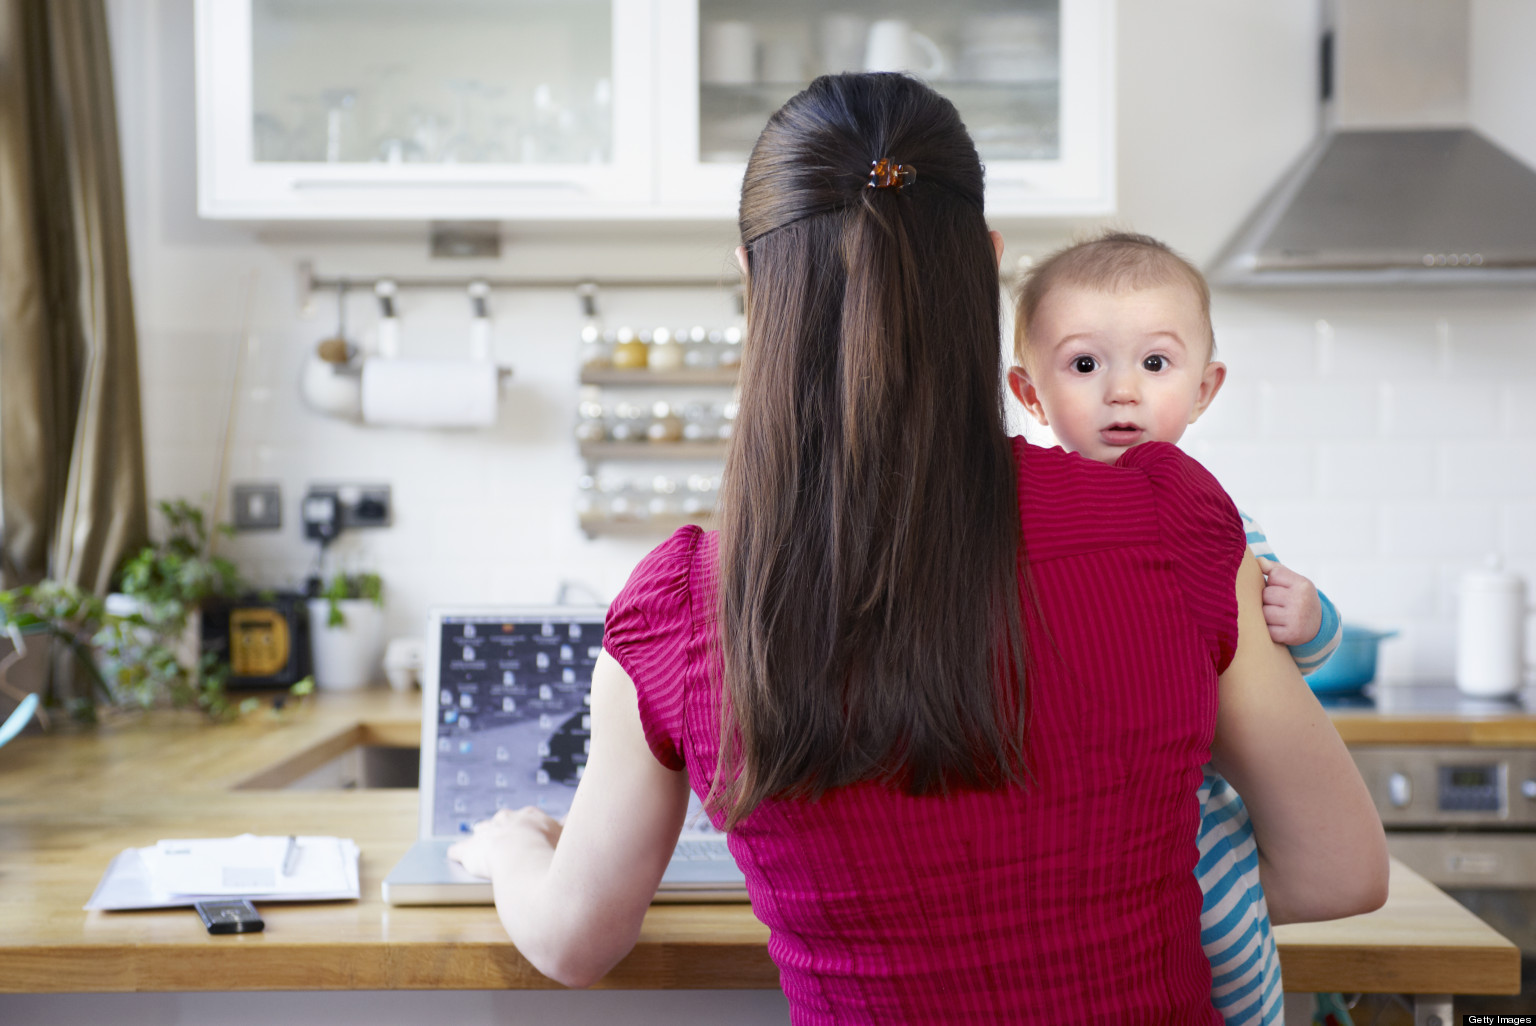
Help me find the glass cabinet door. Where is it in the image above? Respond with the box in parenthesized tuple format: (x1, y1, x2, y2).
(653, 0, 1113, 217)
(196, 0, 654, 218)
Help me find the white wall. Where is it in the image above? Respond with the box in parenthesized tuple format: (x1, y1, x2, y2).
(109, 0, 1536, 686)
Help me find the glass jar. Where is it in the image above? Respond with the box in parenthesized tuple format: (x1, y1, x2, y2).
(611, 325, 647, 370)
(718, 398, 739, 440)
(608, 400, 647, 442)
(647, 325, 685, 372)
(682, 324, 716, 369)
(574, 397, 607, 442)
(718, 325, 743, 368)
(648, 474, 680, 516)
(682, 472, 719, 515)
(679, 400, 716, 441)
(647, 400, 684, 442)
(579, 323, 611, 368)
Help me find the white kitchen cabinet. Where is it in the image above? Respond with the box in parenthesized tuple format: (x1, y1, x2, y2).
(195, 1, 1113, 221)
(654, 0, 1115, 218)
(194, 0, 656, 219)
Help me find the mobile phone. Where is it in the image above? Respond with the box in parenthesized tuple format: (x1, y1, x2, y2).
(193, 899, 265, 934)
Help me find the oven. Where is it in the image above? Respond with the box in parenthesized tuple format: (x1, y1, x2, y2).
(1351, 746, 1536, 1013)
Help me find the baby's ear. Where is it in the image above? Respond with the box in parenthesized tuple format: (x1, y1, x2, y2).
(1189, 360, 1227, 423)
(1006, 366, 1048, 425)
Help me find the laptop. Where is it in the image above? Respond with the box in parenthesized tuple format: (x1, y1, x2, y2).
(382, 606, 747, 905)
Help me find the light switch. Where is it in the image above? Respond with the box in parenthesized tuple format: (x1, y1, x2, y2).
(232, 483, 282, 530)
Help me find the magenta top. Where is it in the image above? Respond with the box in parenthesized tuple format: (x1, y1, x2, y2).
(605, 439, 1245, 1025)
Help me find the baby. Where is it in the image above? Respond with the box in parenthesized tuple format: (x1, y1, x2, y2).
(1007, 231, 1341, 1026)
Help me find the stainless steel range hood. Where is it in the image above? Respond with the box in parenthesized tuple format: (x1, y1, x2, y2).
(1208, 0, 1536, 287)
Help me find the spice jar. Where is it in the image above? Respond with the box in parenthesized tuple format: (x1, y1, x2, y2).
(609, 401, 647, 442)
(574, 396, 607, 443)
(611, 326, 647, 370)
(683, 325, 716, 369)
(579, 324, 611, 369)
(648, 326, 685, 372)
(718, 325, 743, 368)
(647, 401, 684, 442)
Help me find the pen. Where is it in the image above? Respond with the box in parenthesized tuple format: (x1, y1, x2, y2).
(282, 835, 300, 876)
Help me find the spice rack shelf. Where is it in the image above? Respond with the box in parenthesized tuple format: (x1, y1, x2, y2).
(579, 441, 730, 461)
(579, 512, 716, 538)
(578, 367, 739, 387)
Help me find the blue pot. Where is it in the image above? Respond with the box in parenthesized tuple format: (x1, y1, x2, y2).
(1305, 625, 1399, 694)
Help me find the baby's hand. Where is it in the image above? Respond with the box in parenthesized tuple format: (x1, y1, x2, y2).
(1256, 556, 1323, 646)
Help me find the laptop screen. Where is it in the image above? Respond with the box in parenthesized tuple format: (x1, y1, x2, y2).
(429, 612, 603, 837)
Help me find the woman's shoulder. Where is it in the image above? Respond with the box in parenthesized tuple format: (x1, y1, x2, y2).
(607, 526, 712, 633)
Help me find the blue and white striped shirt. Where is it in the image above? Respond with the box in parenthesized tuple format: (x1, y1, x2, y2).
(1198, 512, 1341, 1025)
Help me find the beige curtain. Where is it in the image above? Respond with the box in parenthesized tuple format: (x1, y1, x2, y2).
(0, 0, 146, 592)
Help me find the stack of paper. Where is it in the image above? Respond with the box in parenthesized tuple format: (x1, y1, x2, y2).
(85, 834, 360, 911)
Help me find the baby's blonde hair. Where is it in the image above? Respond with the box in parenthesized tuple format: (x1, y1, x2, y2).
(1012, 230, 1214, 365)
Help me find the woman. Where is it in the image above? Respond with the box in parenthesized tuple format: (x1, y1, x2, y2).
(450, 74, 1387, 1022)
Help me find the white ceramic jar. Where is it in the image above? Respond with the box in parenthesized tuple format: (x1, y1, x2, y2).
(307, 598, 386, 691)
(1456, 560, 1531, 698)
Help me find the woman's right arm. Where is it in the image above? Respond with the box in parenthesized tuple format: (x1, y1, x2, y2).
(1208, 551, 1390, 925)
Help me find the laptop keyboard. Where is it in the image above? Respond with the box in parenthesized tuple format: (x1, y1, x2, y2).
(674, 839, 731, 861)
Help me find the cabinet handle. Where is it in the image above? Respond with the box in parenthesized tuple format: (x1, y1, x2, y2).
(290, 179, 587, 193)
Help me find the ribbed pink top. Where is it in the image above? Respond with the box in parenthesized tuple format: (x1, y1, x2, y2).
(605, 439, 1245, 1025)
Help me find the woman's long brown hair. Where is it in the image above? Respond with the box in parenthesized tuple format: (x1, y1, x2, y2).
(712, 74, 1028, 828)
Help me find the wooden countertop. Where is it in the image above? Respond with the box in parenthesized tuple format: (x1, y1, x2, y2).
(1329, 688, 1536, 746)
(0, 690, 1520, 995)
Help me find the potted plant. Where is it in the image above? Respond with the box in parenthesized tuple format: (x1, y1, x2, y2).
(306, 570, 385, 691)
(0, 499, 310, 723)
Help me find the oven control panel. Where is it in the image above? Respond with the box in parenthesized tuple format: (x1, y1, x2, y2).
(1350, 747, 1536, 827)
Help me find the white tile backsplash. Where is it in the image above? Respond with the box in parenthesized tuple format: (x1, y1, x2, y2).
(1244, 501, 1380, 560)
(1382, 380, 1502, 438)
(1380, 502, 1503, 558)
(1184, 441, 1316, 501)
(1438, 443, 1536, 499)
(1260, 381, 1382, 440)
(1317, 443, 1436, 500)
(109, 0, 1536, 687)
(1503, 503, 1536, 556)
(1308, 559, 1441, 623)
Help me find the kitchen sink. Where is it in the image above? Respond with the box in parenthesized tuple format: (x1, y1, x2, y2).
(237, 741, 419, 791)
(285, 744, 420, 790)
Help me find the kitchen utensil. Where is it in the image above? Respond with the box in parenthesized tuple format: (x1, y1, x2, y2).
(701, 21, 758, 85)
(864, 20, 946, 80)
(300, 286, 363, 419)
(1456, 560, 1532, 698)
(1304, 624, 1398, 694)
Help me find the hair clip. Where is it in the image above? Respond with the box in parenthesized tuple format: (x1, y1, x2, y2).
(867, 158, 916, 190)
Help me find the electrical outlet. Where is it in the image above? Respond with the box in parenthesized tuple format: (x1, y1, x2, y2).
(231, 483, 282, 530)
(302, 484, 391, 543)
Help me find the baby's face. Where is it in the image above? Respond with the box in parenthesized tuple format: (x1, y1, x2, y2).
(1008, 283, 1226, 465)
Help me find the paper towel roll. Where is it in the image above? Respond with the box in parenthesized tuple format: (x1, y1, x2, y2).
(360, 358, 498, 428)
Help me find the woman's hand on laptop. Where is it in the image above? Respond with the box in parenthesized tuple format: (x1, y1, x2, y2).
(447, 807, 562, 879)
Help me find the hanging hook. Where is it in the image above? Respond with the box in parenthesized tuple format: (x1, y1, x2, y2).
(375, 279, 400, 358)
(468, 279, 491, 320)
(576, 281, 600, 321)
(468, 280, 493, 363)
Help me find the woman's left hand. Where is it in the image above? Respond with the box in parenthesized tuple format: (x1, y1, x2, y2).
(447, 806, 563, 879)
